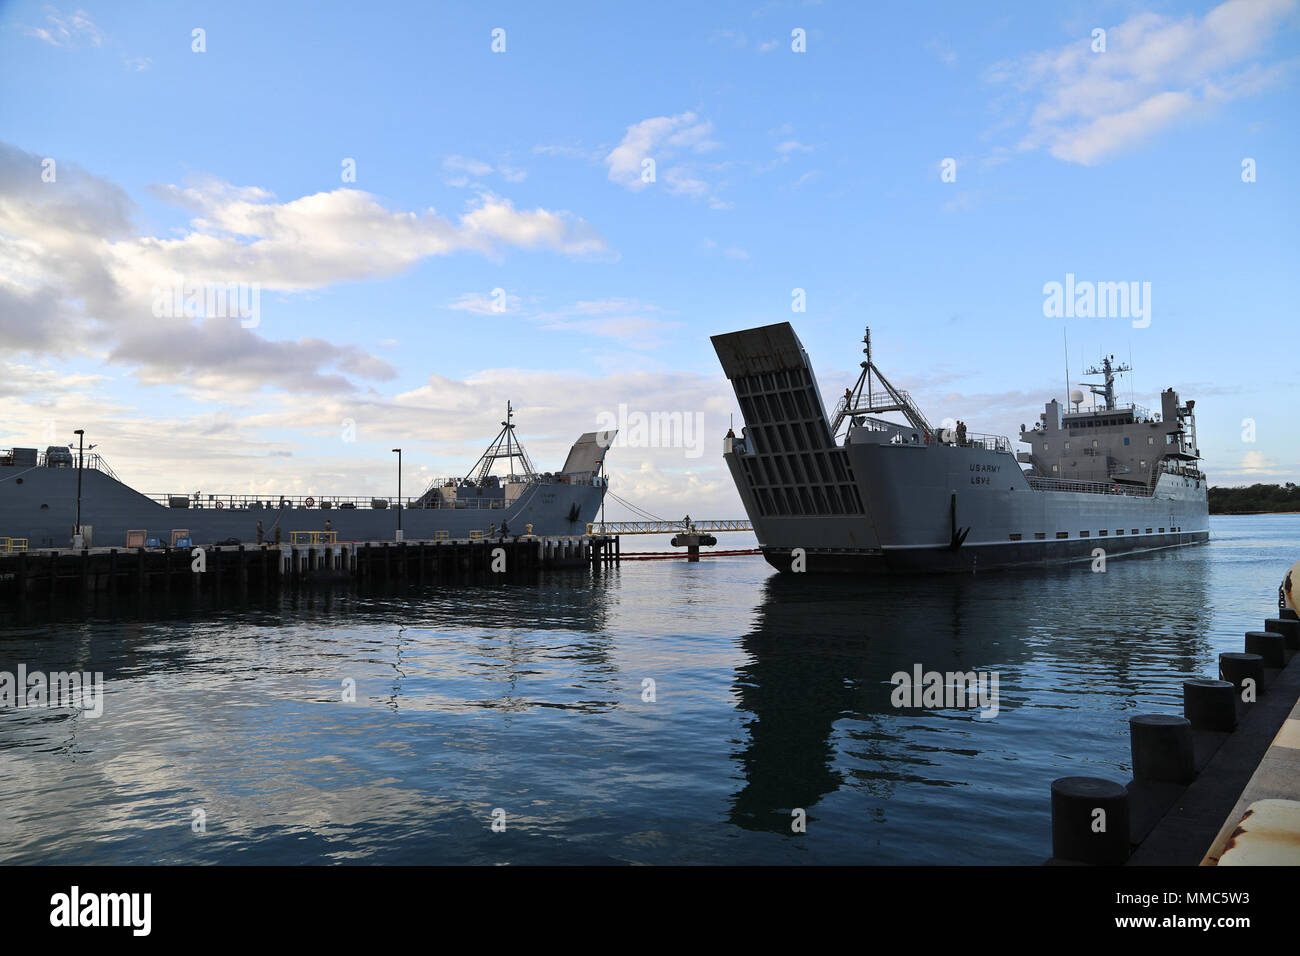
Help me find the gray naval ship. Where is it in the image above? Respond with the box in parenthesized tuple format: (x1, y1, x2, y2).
(0, 406, 614, 549)
(712, 323, 1209, 573)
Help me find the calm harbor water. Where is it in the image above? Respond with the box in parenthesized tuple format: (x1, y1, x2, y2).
(0, 514, 1294, 865)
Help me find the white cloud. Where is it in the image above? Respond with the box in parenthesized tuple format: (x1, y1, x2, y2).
(927, 38, 958, 68)
(699, 238, 750, 260)
(774, 139, 814, 154)
(0, 141, 610, 394)
(25, 6, 103, 48)
(604, 111, 721, 196)
(1216, 449, 1292, 481)
(443, 155, 493, 177)
(991, 0, 1297, 164)
(531, 298, 680, 350)
(447, 291, 522, 314)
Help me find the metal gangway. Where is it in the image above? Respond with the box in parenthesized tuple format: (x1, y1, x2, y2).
(589, 519, 752, 535)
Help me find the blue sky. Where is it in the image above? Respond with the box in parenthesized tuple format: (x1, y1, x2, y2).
(1, 0, 1297, 519)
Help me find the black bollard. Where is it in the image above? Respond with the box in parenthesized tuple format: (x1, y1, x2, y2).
(1244, 630, 1286, 668)
(1051, 777, 1130, 864)
(1263, 617, 1299, 650)
(1183, 678, 1236, 732)
(1130, 714, 1195, 784)
(1219, 652, 1265, 697)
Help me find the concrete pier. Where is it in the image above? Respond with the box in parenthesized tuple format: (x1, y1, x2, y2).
(1048, 612, 1300, 866)
(0, 534, 620, 600)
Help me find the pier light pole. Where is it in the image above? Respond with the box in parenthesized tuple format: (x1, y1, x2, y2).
(73, 429, 85, 547)
(392, 448, 402, 540)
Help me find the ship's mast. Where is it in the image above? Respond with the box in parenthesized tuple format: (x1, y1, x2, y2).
(463, 401, 538, 485)
(1081, 355, 1131, 412)
(831, 326, 932, 437)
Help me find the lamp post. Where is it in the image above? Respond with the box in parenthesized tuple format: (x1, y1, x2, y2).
(392, 448, 402, 540)
(73, 429, 85, 547)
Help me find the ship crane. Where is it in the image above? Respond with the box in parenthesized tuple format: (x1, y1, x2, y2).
(830, 327, 933, 438)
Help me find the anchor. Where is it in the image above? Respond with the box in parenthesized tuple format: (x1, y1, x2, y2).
(948, 493, 970, 550)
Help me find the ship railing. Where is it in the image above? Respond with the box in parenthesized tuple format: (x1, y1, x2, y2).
(1061, 401, 1155, 424)
(144, 493, 517, 511)
(421, 472, 606, 491)
(142, 474, 606, 512)
(1, 449, 120, 481)
(1152, 459, 1204, 482)
(1025, 476, 1154, 497)
(960, 432, 1013, 453)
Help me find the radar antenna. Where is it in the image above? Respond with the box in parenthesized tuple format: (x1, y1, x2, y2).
(830, 326, 932, 437)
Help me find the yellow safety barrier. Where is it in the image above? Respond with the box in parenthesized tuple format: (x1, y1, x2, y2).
(0, 537, 28, 553)
(290, 531, 339, 545)
(434, 531, 450, 541)
(468, 530, 485, 540)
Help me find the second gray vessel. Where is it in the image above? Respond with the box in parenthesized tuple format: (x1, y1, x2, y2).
(712, 322, 1209, 573)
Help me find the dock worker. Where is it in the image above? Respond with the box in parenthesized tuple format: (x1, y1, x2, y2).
(274, 525, 282, 545)
(956, 420, 968, 446)
(256, 520, 264, 544)
(500, 520, 509, 538)
(324, 519, 332, 534)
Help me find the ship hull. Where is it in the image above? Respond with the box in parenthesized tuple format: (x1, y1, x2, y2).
(758, 529, 1210, 574)
(0, 467, 605, 548)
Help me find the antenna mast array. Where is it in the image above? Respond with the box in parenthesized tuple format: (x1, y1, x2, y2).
(1081, 355, 1131, 412)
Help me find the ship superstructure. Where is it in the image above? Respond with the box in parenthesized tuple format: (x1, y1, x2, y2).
(712, 322, 1208, 573)
(0, 408, 614, 549)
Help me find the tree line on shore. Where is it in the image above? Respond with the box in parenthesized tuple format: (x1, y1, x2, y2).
(1208, 482, 1300, 514)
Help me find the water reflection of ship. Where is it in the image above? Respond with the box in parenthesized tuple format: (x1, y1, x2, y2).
(727, 555, 1214, 835)
(0, 567, 618, 702)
